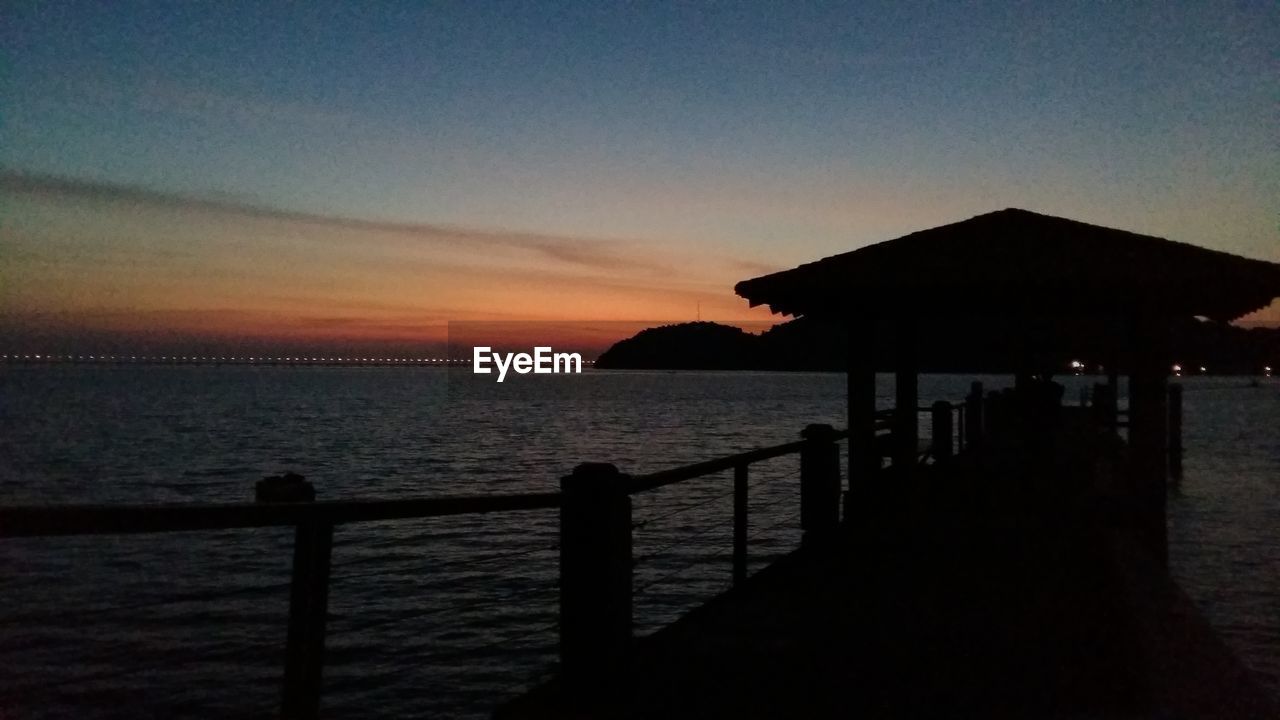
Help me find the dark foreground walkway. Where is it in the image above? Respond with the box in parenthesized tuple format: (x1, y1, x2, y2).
(501, 420, 1277, 718)
(503, 522, 1274, 718)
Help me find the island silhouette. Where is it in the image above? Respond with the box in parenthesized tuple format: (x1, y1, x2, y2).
(596, 316, 1279, 374)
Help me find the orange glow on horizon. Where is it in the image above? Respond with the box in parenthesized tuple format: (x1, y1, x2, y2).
(0, 177, 782, 353)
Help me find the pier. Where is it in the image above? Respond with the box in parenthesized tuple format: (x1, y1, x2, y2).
(502, 397, 1275, 718)
(503, 209, 1280, 716)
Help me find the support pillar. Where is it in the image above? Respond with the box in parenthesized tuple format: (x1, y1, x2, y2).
(892, 317, 918, 470)
(965, 381, 984, 449)
(846, 320, 878, 504)
(1128, 319, 1169, 568)
(931, 401, 953, 462)
(560, 463, 632, 699)
(1168, 383, 1183, 479)
(800, 424, 841, 542)
(1106, 351, 1121, 427)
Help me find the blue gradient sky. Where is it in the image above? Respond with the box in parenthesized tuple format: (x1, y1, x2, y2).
(3, 1, 1278, 349)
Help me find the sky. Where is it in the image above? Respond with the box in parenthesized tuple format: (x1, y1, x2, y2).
(3, 1, 1278, 354)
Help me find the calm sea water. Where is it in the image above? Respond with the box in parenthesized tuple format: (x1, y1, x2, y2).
(0, 367, 1276, 718)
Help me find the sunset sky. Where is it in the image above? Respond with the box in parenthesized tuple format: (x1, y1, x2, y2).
(3, 2, 1278, 354)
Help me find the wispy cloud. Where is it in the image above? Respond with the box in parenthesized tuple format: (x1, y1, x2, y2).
(725, 257, 782, 277)
(0, 171, 672, 274)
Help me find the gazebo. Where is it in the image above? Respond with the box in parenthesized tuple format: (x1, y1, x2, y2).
(735, 208, 1280, 558)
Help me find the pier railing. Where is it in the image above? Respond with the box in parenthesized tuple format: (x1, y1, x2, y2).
(554, 424, 852, 697)
(0, 424, 862, 718)
(0, 377, 1032, 713)
(0, 492, 562, 718)
(0, 379, 1029, 717)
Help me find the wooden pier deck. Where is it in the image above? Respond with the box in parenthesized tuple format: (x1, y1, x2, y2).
(501, 411, 1277, 719)
(504, 526, 1274, 718)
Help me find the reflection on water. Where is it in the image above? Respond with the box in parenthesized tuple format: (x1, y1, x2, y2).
(0, 368, 1276, 717)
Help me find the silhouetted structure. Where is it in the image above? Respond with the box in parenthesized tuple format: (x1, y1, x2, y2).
(502, 209, 1280, 718)
(736, 207, 1280, 564)
(735, 208, 1280, 321)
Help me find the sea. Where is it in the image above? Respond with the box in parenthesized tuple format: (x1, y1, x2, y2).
(0, 366, 1276, 718)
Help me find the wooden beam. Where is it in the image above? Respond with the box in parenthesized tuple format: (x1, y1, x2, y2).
(0, 493, 563, 537)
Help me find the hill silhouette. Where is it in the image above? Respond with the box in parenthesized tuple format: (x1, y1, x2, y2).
(595, 318, 1279, 374)
(595, 322, 761, 370)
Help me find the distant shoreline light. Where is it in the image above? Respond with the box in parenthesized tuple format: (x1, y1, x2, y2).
(0, 354, 597, 366)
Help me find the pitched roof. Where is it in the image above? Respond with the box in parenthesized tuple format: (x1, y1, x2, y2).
(734, 209, 1280, 323)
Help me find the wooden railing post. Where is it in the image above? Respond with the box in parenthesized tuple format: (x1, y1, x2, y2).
(282, 520, 333, 720)
(1129, 319, 1170, 569)
(965, 382, 984, 449)
(1168, 383, 1183, 478)
(269, 474, 331, 720)
(733, 463, 748, 585)
(1092, 382, 1117, 430)
(559, 463, 632, 699)
(800, 424, 840, 543)
(931, 401, 953, 462)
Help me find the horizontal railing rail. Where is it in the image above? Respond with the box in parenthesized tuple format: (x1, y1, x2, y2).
(628, 431, 848, 493)
(0, 492, 563, 538)
(914, 400, 968, 413)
